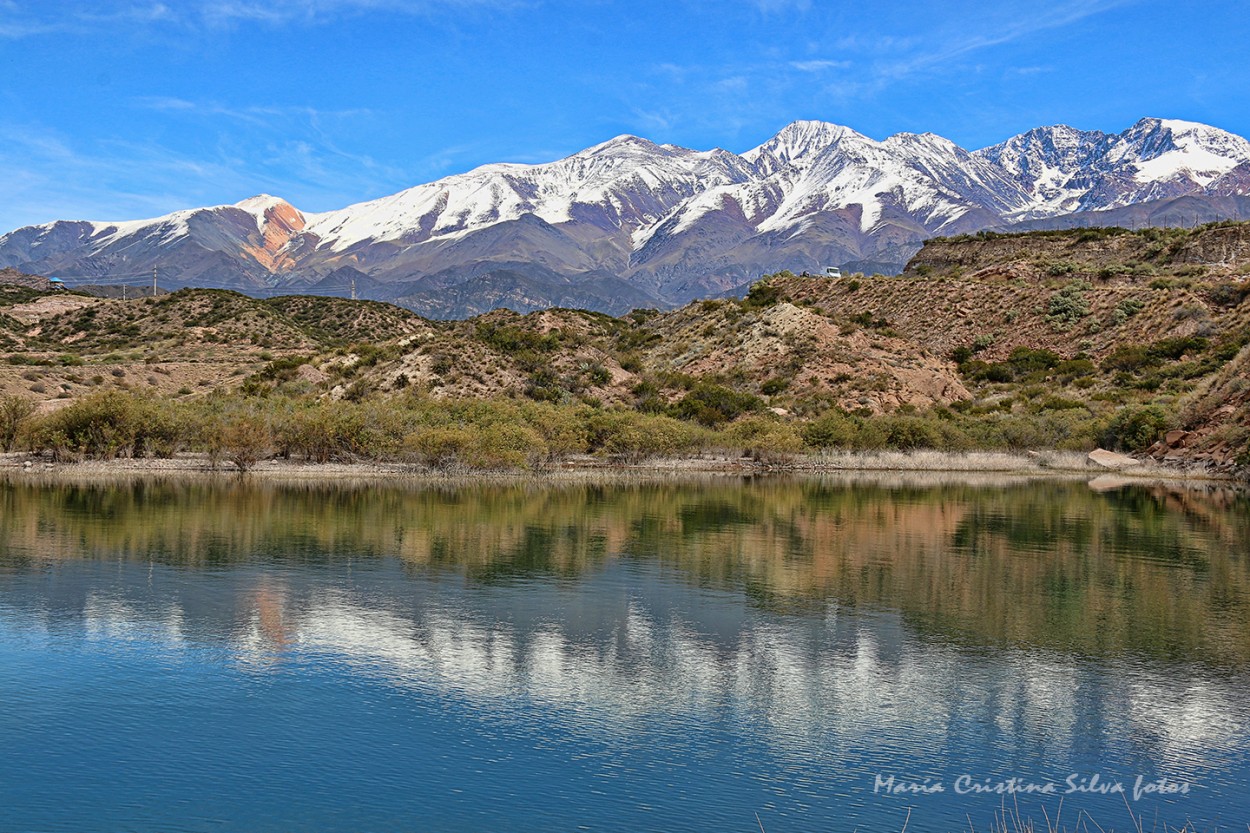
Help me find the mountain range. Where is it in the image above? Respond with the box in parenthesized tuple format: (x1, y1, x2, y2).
(2, 117, 1249, 318)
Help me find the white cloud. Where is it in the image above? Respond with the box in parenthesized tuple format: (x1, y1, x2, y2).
(789, 59, 850, 73)
(0, 3, 173, 37)
(869, 0, 1139, 83)
(196, 0, 527, 25)
(0, 0, 517, 37)
(1007, 65, 1054, 77)
(0, 108, 410, 232)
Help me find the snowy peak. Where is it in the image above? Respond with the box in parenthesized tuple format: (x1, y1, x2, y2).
(577, 134, 667, 158)
(974, 118, 1250, 217)
(745, 120, 858, 175)
(234, 194, 290, 213)
(1118, 117, 1250, 186)
(883, 131, 961, 153)
(974, 125, 1111, 209)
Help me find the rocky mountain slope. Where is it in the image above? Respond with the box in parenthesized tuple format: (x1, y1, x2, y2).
(3, 119, 1249, 318)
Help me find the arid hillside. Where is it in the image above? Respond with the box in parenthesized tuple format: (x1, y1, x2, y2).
(2, 223, 1248, 475)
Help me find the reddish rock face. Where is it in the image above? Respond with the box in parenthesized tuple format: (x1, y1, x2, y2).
(1165, 429, 1190, 447)
(242, 200, 307, 272)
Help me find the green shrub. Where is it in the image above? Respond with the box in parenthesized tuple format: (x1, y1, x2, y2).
(1046, 280, 1092, 330)
(1150, 335, 1208, 361)
(802, 410, 863, 449)
(586, 411, 706, 461)
(525, 368, 567, 403)
(221, 416, 273, 472)
(0, 394, 36, 452)
(672, 382, 762, 426)
(1209, 282, 1250, 308)
(1103, 405, 1170, 452)
(877, 415, 972, 451)
(1110, 297, 1145, 325)
(1007, 347, 1063, 376)
(1102, 345, 1150, 373)
(972, 358, 1003, 381)
(586, 363, 612, 386)
(848, 311, 891, 329)
(722, 416, 803, 462)
(994, 410, 1103, 451)
(276, 404, 369, 463)
(257, 355, 310, 382)
(6, 353, 84, 367)
(403, 419, 547, 470)
(961, 347, 1062, 383)
(618, 352, 643, 373)
(760, 376, 790, 396)
(972, 334, 996, 352)
(29, 392, 183, 460)
(950, 346, 974, 364)
(741, 281, 782, 310)
(1037, 396, 1085, 411)
(516, 401, 589, 458)
(476, 321, 561, 354)
(1055, 358, 1096, 382)
(1102, 336, 1208, 374)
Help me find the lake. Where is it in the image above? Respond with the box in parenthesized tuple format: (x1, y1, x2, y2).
(1, 475, 1248, 832)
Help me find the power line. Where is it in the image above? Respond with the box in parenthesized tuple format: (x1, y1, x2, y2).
(48, 270, 380, 300)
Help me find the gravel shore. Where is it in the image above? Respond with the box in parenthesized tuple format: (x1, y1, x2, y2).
(0, 450, 1236, 491)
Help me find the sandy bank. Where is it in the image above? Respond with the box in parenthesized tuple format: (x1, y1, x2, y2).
(0, 450, 1238, 492)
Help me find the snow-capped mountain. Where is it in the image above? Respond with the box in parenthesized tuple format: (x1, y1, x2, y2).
(3, 117, 1249, 317)
(0, 194, 310, 289)
(975, 118, 1250, 218)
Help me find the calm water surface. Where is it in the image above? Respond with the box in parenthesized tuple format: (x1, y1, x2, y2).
(1, 476, 1248, 832)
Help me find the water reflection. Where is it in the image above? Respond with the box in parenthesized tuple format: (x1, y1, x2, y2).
(1, 476, 1248, 829)
(2, 477, 1247, 664)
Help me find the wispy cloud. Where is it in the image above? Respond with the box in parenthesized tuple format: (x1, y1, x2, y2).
(0, 123, 248, 227)
(1008, 65, 1053, 77)
(0, 0, 518, 38)
(628, 107, 677, 134)
(0, 107, 412, 231)
(135, 97, 375, 126)
(789, 59, 850, 73)
(197, 0, 523, 25)
(130, 96, 407, 184)
(865, 0, 1139, 83)
(0, 3, 173, 38)
(617, 0, 1142, 142)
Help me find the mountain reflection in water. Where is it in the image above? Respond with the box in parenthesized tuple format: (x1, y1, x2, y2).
(1, 476, 1247, 831)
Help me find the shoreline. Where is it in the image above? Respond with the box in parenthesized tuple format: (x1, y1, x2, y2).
(1, 450, 1239, 491)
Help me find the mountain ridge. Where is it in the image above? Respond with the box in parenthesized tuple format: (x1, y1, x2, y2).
(4, 117, 1250, 318)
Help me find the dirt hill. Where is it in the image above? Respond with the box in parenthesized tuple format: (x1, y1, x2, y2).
(0, 267, 56, 291)
(2, 222, 1248, 476)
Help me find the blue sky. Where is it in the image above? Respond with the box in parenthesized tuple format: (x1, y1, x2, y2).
(1, 0, 1247, 231)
